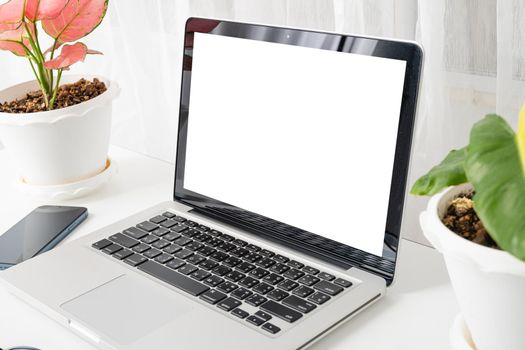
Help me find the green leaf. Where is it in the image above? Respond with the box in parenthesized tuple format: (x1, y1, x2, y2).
(410, 147, 468, 195)
(465, 114, 525, 261)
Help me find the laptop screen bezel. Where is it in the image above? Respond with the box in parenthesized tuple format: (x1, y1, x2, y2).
(174, 18, 422, 285)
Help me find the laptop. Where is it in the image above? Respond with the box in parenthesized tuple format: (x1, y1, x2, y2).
(0, 18, 422, 350)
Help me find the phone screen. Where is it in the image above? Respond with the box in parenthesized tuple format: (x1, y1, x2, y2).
(0, 206, 87, 265)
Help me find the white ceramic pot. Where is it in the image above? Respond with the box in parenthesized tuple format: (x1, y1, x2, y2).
(0, 75, 119, 185)
(420, 183, 525, 350)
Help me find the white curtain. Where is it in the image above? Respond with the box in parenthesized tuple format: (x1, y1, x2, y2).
(2, 0, 524, 246)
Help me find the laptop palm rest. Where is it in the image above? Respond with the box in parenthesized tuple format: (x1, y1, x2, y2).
(61, 274, 193, 345)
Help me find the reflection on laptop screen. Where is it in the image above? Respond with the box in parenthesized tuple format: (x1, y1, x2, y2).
(184, 32, 407, 257)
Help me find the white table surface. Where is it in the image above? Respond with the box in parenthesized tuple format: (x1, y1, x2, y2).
(0, 145, 459, 349)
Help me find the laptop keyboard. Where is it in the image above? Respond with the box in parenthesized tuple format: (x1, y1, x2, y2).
(91, 211, 354, 335)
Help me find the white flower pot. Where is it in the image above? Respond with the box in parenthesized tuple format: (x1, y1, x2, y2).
(420, 183, 525, 350)
(0, 75, 120, 185)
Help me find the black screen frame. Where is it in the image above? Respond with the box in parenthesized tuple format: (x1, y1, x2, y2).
(174, 18, 422, 285)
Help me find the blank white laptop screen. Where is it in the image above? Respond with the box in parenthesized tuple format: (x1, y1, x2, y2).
(184, 32, 407, 257)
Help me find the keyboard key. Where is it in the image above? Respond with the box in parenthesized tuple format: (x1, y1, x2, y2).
(197, 224, 210, 232)
(208, 229, 222, 237)
(217, 281, 238, 293)
(133, 243, 151, 253)
(138, 260, 209, 296)
(233, 238, 248, 247)
(186, 254, 205, 265)
(239, 276, 259, 288)
(245, 294, 267, 307)
(154, 253, 173, 264)
(149, 215, 167, 224)
(334, 278, 353, 288)
(263, 273, 284, 285)
(252, 283, 273, 295)
(141, 235, 159, 245)
(262, 322, 281, 334)
(231, 308, 249, 319)
(200, 259, 219, 271)
(163, 244, 182, 254)
(283, 295, 317, 314)
(200, 289, 227, 305)
(190, 269, 211, 281)
(173, 249, 193, 260)
(244, 253, 262, 263)
(143, 248, 161, 259)
(163, 232, 181, 241)
(230, 247, 249, 257)
(178, 264, 198, 275)
(217, 297, 241, 311)
(124, 253, 148, 266)
(183, 228, 200, 238)
(259, 249, 275, 257)
(174, 236, 192, 246)
(308, 292, 331, 305)
(223, 256, 242, 267)
(318, 272, 335, 281)
(246, 244, 261, 252)
(302, 266, 320, 275)
(152, 239, 170, 250)
(313, 280, 343, 296)
(293, 285, 314, 298)
(287, 260, 304, 269)
(137, 221, 158, 232)
(113, 249, 133, 260)
(210, 251, 229, 262)
(109, 233, 139, 248)
(199, 246, 216, 256)
(231, 287, 252, 300)
(225, 270, 245, 282)
(194, 233, 212, 242)
(254, 310, 272, 322)
(236, 262, 256, 273)
(269, 263, 290, 274)
(184, 220, 198, 227)
(212, 265, 231, 276)
(217, 242, 236, 252)
(203, 275, 224, 287)
(221, 234, 235, 242)
(160, 220, 178, 229)
(123, 227, 148, 240)
(173, 216, 187, 223)
(273, 255, 290, 263)
(166, 258, 186, 270)
(266, 289, 289, 301)
(171, 225, 188, 233)
(102, 243, 122, 255)
(186, 241, 204, 251)
(246, 315, 265, 326)
(283, 269, 305, 280)
(207, 237, 223, 247)
(151, 227, 170, 237)
(92, 239, 112, 250)
(256, 258, 275, 269)
(162, 211, 176, 218)
(277, 279, 299, 292)
(250, 267, 269, 279)
(260, 300, 302, 323)
(298, 275, 321, 286)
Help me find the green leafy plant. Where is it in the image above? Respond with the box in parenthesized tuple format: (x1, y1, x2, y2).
(0, 0, 108, 110)
(411, 108, 525, 261)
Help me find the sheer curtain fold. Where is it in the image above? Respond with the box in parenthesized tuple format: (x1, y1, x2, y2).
(1, 0, 523, 246)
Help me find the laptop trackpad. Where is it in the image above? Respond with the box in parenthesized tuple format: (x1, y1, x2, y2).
(61, 274, 193, 345)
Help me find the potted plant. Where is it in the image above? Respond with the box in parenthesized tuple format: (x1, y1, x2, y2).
(411, 108, 525, 349)
(0, 0, 119, 186)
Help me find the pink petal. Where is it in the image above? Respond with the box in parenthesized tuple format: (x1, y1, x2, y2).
(42, 0, 108, 43)
(0, 21, 20, 33)
(25, 0, 69, 21)
(43, 42, 88, 69)
(43, 40, 62, 55)
(0, 0, 24, 24)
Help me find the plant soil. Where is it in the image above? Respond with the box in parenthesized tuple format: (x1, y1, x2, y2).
(442, 193, 500, 249)
(0, 78, 107, 114)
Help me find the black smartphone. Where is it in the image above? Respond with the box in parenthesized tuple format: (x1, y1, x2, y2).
(0, 205, 88, 270)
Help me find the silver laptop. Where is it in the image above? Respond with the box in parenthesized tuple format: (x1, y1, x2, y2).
(0, 18, 422, 350)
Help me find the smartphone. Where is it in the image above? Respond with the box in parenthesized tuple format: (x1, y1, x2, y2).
(0, 205, 88, 270)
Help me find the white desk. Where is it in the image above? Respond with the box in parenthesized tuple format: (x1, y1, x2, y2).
(0, 145, 458, 349)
